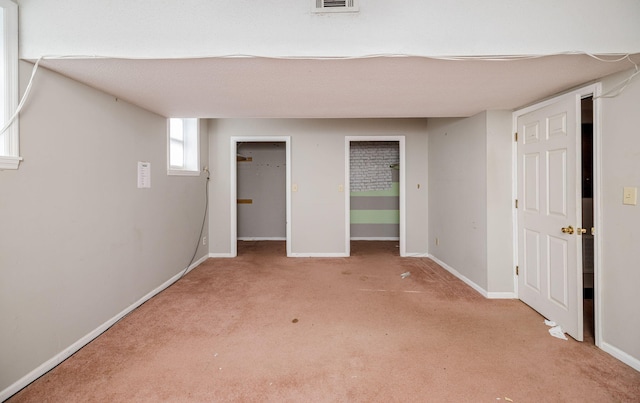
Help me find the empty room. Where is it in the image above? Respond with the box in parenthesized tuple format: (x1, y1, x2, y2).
(1, 1, 640, 401)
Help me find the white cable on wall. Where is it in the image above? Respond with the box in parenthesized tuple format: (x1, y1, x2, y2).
(593, 54, 639, 99)
(0, 56, 43, 135)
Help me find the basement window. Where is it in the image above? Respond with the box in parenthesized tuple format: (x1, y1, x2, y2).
(0, 0, 20, 170)
(167, 118, 200, 176)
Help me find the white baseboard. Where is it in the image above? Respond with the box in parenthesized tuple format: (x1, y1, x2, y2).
(208, 252, 235, 258)
(403, 252, 429, 258)
(350, 237, 400, 241)
(238, 237, 286, 241)
(600, 342, 640, 372)
(486, 291, 517, 299)
(427, 255, 517, 299)
(428, 254, 488, 298)
(210, 250, 349, 258)
(185, 254, 208, 275)
(0, 255, 208, 402)
(288, 252, 349, 258)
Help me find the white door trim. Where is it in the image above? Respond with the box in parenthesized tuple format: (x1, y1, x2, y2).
(591, 85, 604, 347)
(512, 82, 602, 346)
(345, 136, 406, 257)
(230, 136, 292, 257)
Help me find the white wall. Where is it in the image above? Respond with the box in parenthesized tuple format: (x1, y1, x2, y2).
(18, 0, 640, 59)
(486, 111, 515, 293)
(427, 111, 514, 295)
(0, 63, 209, 396)
(599, 69, 640, 366)
(208, 119, 428, 256)
(428, 114, 489, 289)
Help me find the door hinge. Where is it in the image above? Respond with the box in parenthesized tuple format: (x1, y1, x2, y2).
(516, 266, 519, 276)
(514, 132, 518, 142)
(515, 199, 518, 209)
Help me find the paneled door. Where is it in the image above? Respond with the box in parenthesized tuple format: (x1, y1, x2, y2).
(517, 93, 583, 341)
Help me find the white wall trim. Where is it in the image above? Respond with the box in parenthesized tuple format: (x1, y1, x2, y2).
(350, 237, 400, 241)
(511, 109, 519, 298)
(289, 252, 349, 258)
(208, 252, 236, 258)
(167, 169, 201, 177)
(344, 138, 351, 256)
(514, 83, 599, 117)
(230, 136, 292, 257)
(186, 255, 209, 274)
(486, 292, 517, 299)
(345, 136, 406, 257)
(238, 237, 286, 241)
(600, 342, 640, 372)
(428, 254, 488, 298)
(403, 252, 429, 258)
(0, 255, 208, 402)
(591, 83, 604, 348)
(0, 155, 22, 170)
(0, 0, 20, 167)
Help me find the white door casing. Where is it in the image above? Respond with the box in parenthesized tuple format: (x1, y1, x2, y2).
(344, 136, 406, 257)
(516, 93, 583, 341)
(230, 136, 292, 257)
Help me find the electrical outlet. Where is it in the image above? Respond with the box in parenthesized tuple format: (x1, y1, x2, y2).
(202, 236, 207, 246)
(623, 187, 637, 205)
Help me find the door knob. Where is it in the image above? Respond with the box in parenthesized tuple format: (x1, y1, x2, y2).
(561, 225, 574, 234)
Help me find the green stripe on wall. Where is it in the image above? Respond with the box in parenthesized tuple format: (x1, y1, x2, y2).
(350, 196, 399, 210)
(351, 182, 399, 197)
(350, 210, 400, 224)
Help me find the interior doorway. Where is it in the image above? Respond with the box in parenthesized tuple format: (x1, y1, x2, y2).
(345, 137, 406, 256)
(581, 96, 596, 344)
(237, 141, 286, 237)
(230, 136, 291, 257)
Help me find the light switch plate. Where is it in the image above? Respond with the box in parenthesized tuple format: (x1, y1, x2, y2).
(623, 187, 637, 205)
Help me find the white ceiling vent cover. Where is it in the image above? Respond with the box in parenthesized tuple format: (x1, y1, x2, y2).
(312, 0, 359, 13)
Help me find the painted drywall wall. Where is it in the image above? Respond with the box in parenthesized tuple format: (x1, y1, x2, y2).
(427, 111, 513, 294)
(599, 69, 640, 365)
(485, 111, 515, 293)
(0, 63, 209, 394)
(428, 114, 489, 289)
(18, 1, 640, 59)
(237, 142, 287, 239)
(208, 119, 428, 256)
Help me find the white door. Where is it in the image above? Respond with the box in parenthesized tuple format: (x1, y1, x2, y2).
(517, 93, 583, 341)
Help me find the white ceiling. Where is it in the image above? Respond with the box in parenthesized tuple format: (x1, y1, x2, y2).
(37, 54, 639, 118)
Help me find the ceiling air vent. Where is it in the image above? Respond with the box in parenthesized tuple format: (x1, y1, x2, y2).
(312, 0, 359, 13)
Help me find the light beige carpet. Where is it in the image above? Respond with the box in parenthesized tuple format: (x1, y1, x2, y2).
(8, 241, 640, 402)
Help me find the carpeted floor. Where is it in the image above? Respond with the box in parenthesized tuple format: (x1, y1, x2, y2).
(7, 241, 640, 402)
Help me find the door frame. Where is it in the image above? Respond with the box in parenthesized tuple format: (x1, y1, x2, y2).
(230, 136, 292, 257)
(512, 83, 602, 345)
(345, 136, 406, 256)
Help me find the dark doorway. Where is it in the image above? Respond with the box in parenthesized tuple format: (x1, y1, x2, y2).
(581, 96, 595, 344)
